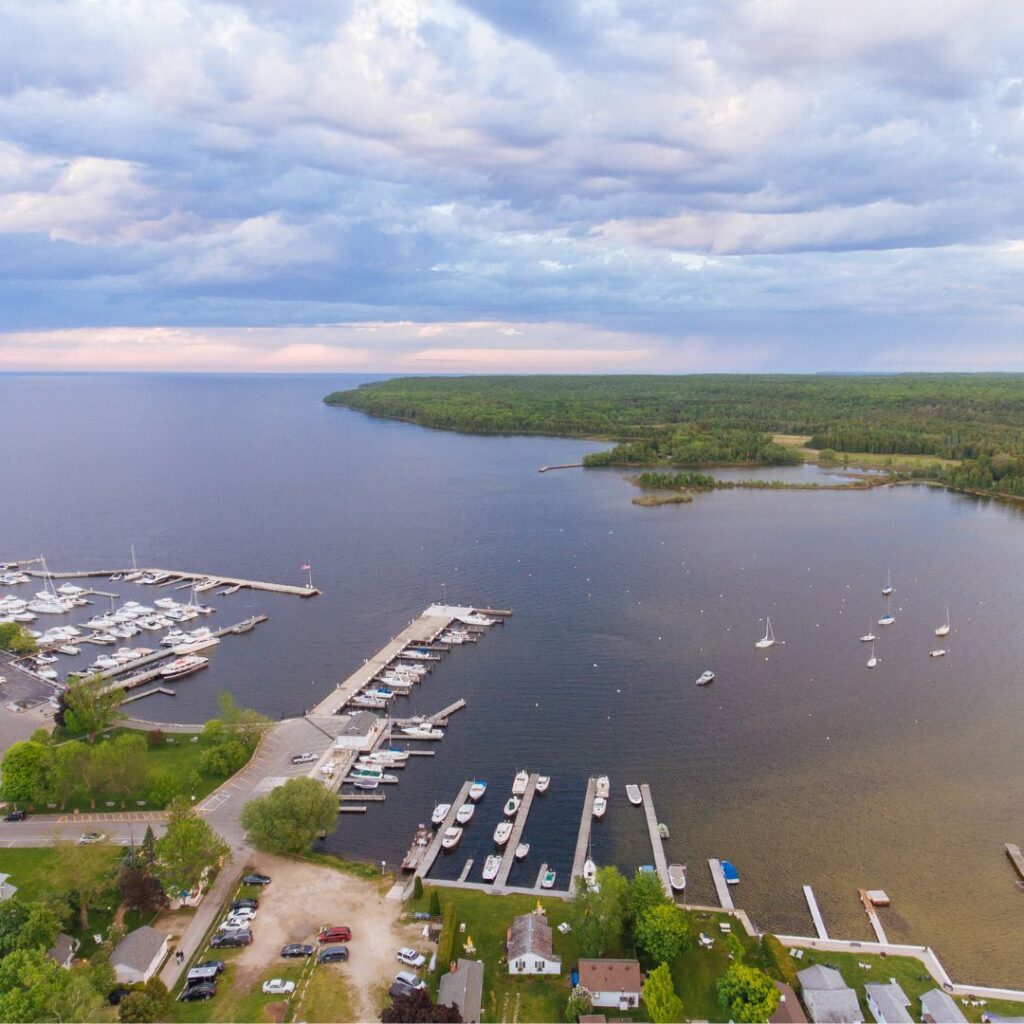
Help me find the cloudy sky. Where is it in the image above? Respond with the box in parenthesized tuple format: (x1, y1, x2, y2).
(2, 0, 1024, 372)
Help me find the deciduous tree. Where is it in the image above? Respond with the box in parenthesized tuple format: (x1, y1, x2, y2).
(380, 988, 462, 1023)
(628, 868, 670, 924)
(716, 963, 780, 1024)
(240, 777, 336, 854)
(565, 985, 593, 1022)
(643, 963, 683, 1023)
(118, 978, 171, 1023)
(569, 865, 629, 956)
(0, 622, 36, 655)
(47, 739, 88, 808)
(154, 798, 228, 894)
(0, 741, 49, 805)
(53, 839, 117, 929)
(60, 673, 123, 742)
(634, 903, 690, 963)
(0, 947, 105, 1023)
(118, 867, 167, 914)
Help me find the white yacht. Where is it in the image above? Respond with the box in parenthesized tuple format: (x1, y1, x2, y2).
(468, 780, 487, 801)
(593, 796, 607, 818)
(541, 869, 556, 889)
(583, 858, 598, 886)
(174, 637, 220, 655)
(482, 854, 502, 881)
(160, 654, 209, 680)
(935, 608, 951, 637)
(867, 641, 878, 669)
(512, 770, 529, 795)
(455, 803, 475, 824)
(493, 821, 513, 845)
(515, 843, 530, 860)
(56, 583, 85, 597)
(882, 570, 894, 596)
(595, 775, 610, 798)
(860, 628, 877, 642)
(431, 803, 451, 826)
(400, 723, 444, 739)
(755, 617, 776, 649)
(160, 629, 190, 647)
(503, 796, 520, 817)
(440, 827, 463, 850)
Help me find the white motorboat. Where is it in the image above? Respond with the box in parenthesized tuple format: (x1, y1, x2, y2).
(57, 644, 80, 656)
(35, 652, 58, 665)
(593, 796, 607, 818)
(193, 578, 220, 592)
(154, 597, 178, 610)
(929, 648, 947, 658)
(468, 780, 487, 801)
(541, 869, 556, 889)
(595, 775, 610, 798)
(56, 583, 84, 596)
(511, 770, 529, 795)
(867, 640, 878, 669)
(493, 821, 513, 845)
(935, 607, 951, 637)
(173, 637, 221, 655)
(455, 803, 475, 824)
(90, 632, 117, 645)
(160, 630, 190, 647)
(536, 775, 550, 793)
(669, 863, 687, 892)
(441, 826, 463, 850)
(353, 778, 379, 790)
(515, 843, 529, 860)
(755, 617, 776, 649)
(882, 570, 894, 596)
(482, 854, 502, 881)
(459, 613, 497, 626)
(92, 655, 119, 670)
(626, 784, 642, 805)
(431, 803, 451, 826)
(583, 858, 598, 886)
(503, 796, 520, 817)
(160, 655, 209, 680)
(400, 723, 444, 739)
(351, 695, 387, 708)
(696, 670, 715, 686)
(35, 668, 58, 680)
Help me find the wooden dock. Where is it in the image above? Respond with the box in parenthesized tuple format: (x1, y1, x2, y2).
(494, 773, 538, 888)
(29, 567, 319, 597)
(119, 686, 175, 704)
(708, 859, 735, 911)
(640, 784, 672, 896)
(803, 885, 829, 939)
(410, 781, 474, 890)
(1006, 843, 1024, 880)
(458, 859, 474, 883)
(569, 777, 597, 892)
(858, 889, 889, 943)
(338, 806, 366, 813)
(309, 605, 507, 717)
(340, 793, 385, 802)
(393, 699, 467, 728)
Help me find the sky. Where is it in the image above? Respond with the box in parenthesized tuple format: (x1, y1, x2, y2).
(2, 0, 1024, 373)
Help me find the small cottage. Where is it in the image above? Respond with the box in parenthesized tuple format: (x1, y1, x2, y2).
(110, 926, 169, 985)
(865, 982, 913, 1024)
(577, 959, 644, 1010)
(506, 911, 561, 975)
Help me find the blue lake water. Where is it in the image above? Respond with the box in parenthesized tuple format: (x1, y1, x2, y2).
(1, 372, 1022, 985)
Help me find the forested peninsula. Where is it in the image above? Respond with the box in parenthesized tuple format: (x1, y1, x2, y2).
(324, 374, 1024, 499)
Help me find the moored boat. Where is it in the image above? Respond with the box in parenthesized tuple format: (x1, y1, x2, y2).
(482, 854, 502, 881)
(541, 869, 556, 889)
(468, 780, 487, 801)
(431, 803, 451, 826)
(401, 824, 433, 872)
(658, 822, 670, 839)
(696, 670, 715, 686)
(593, 796, 607, 818)
(929, 648, 947, 658)
(583, 858, 597, 886)
(625, 784, 642, 805)
(595, 775, 610, 798)
(669, 863, 687, 891)
(493, 821, 513, 845)
(455, 803, 475, 824)
(503, 796, 520, 817)
(514, 843, 529, 860)
(511, 770, 529, 795)
(160, 654, 208, 680)
(721, 860, 740, 885)
(441, 826, 463, 850)
(535, 775, 550, 793)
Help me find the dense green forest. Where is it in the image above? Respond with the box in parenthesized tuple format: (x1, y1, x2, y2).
(325, 374, 1024, 498)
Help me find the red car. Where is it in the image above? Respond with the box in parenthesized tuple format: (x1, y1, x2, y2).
(318, 926, 352, 943)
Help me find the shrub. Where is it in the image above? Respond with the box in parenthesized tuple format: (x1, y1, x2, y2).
(436, 901, 457, 972)
(145, 729, 166, 748)
(760, 934, 800, 989)
(413, 876, 424, 900)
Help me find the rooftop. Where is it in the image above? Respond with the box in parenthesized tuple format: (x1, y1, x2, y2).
(507, 911, 558, 963)
(578, 959, 644, 994)
(865, 983, 912, 1024)
(771, 981, 809, 1024)
(438, 958, 484, 1022)
(110, 926, 167, 972)
(920, 989, 967, 1024)
(802, 987, 864, 1024)
(799, 965, 849, 992)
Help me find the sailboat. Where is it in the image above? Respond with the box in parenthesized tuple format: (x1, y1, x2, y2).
(867, 641, 878, 669)
(878, 596, 895, 626)
(755, 617, 776, 649)
(860, 622, 877, 643)
(882, 570, 894, 596)
(123, 544, 143, 582)
(934, 607, 950, 637)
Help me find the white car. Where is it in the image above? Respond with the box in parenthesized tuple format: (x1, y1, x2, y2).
(394, 971, 426, 991)
(220, 915, 254, 930)
(291, 752, 317, 765)
(261, 979, 295, 995)
(396, 948, 427, 968)
(77, 832, 107, 844)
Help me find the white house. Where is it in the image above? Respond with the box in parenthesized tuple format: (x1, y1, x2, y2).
(578, 958, 644, 1010)
(110, 926, 169, 984)
(506, 911, 561, 975)
(332, 711, 386, 752)
(920, 989, 967, 1024)
(865, 983, 913, 1024)
(797, 965, 863, 1024)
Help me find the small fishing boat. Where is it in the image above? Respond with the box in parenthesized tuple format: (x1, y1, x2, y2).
(755, 617, 776, 649)
(515, 843, 529, 860)
(721, 860, 740, 885)
(482, 855, 502, 881)
(493, 821, 513, 845)
(593, 796, 607, 818)
(696, 670, 715, 686)
(626, 784, 642, 805)
(935, 607, 951, 637)
(535, 775, 550, 793)
(929, 648, 947, 658)
(503, 796, 520, 817)
(595, 775, 610, 798)
(455, 803, 475, 824)
(669, 863, 687, 892)
(468, 780, 487, 801)
(658, 822, 670, 839)
(583, 858, 597, 886)
(441, 827, 463, 850)
(431, 803, 451, 826)
(511, 770, 529, 796)
(541, 869, 556, 889)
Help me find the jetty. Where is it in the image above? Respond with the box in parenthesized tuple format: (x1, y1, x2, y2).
(494, 773, 538, 888)
(640, 784, 672, 896)
(393, 699, 466, 728)
(708, 859, 735, 911)
(803, 885, 829, 939)
(569, 777, 597, 891)
(28, 566, 319, 597)
(858, 889, 889, 943)
(119, 686, 176, 704)
(1006, 843, 1024, 881)
(310, 605, 509, 717)
(408, 781, 474, 893)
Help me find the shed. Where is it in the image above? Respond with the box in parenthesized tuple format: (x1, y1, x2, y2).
(109, 925, 169, 984)
(578, 959, 644, 1010)
(507, 911, 561, 975)
(920, 989, 967, 1024)
(865, 982, 912, 1024)
(332, 711, 385, 751)
(438, 958, 484, 1023)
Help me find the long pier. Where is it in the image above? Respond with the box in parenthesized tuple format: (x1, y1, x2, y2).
(708, 859, 735, 911)
(640, 784, 672, 896)
(569, 777, 597, 892)
(29, 567, 319, 598)
(310, 605, 507, 717)
(494, 774, 538, 889)
(410, 781, 474, 891)
(803, 885, 829, 939)
(393, 699, 467, 728)
(859, 889, 889, 943)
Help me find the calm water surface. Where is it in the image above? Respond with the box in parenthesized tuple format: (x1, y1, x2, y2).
(1, 373, 1021, 985)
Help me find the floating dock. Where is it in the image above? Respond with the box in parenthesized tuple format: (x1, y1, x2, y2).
(494, 773, 538, 888)
(29, 567, 319, 598)
(803, 885, 829, 939)
(309, 605, 509, 716)
(119, 686, 176, 704)
(640, 784, 672, 896)
(569, 777, 597, 892)
(1006, 843, 1024, 881)
(708, 859, 735, 911)
(458, 859, 474, 883)
(858, 889, 889, 943)
(410, 781, 474, 890)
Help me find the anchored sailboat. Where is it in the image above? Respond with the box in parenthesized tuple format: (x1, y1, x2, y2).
(755, 617, 776, 649)
(882, 570, 894, 596)
(867, 640, 878, 669)
(934, 607, 950, 637)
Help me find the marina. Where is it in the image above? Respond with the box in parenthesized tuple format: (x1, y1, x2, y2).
(569, 777, 598, 891)
(493, 772, 539, 888)
(26, 566, 320, 598)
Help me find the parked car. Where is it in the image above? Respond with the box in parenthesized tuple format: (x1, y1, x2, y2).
(242, 873, 271, 886)
(318, 925, 351, 943)
(192, 960, 225, 974)
(389, 980, 416, 999)
(107, 987, 132, 1006)
(3, 810, 26, 821)
(220, 916, 254, 931)
(281, 943, 314, 958)
(396, 948, 426, 968)
(225, 907, 256, 922)
(317, 946, 349, 964)
(394, 971, 426, 992)
(211, 930, 252, 948)
(262, 979, 296, 995)
(178, 982, 217, 1001)
(231, 898, 259, 910)
(291, 752, 317, 764)
(77, 831, 107, 844)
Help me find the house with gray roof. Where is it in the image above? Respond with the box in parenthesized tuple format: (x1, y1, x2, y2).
(865, 982, 912, 1023)
(797, 965, 863, 1024)
(920, 989, 967, 1024)
(507, 910, 561, 975)
(47, 933, 79, 969)
(332, 710, 386, 751)
(438, 958, 483, 1023)
(110, 925, 169, 984)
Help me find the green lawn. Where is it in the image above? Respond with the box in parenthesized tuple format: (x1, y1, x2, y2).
(297, 966, 358, 1023)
